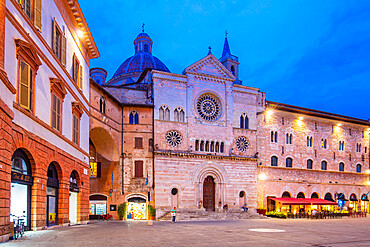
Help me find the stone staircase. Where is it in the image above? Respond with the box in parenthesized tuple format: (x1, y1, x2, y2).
(158, 209, 266, 221)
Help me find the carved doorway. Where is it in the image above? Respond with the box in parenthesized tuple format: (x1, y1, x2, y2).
(203, 176, 215, 211)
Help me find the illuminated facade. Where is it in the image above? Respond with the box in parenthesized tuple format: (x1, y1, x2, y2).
(0, 0, 98, 241)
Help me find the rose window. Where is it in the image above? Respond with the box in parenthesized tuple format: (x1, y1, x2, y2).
(166, 130, 182, 147)
(196, 94, 221, 121)
(236, 136, 249, 152)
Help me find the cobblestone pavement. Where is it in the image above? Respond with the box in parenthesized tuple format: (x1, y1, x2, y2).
(3, 218, 370, 247)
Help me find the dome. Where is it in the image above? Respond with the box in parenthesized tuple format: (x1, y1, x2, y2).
(113, 53, 170, 77)
(111, 32, 170, 80)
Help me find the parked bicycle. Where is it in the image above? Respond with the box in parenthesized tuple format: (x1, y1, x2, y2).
(11, 214, 26, 240)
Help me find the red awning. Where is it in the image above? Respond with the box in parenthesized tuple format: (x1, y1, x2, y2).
(269, 197, 338, 206)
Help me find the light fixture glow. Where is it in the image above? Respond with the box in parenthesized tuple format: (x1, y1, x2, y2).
(298, 117, 303, 121)
(337, 123, 342, 127)
(266, 110, 273, 117)
(77, 30, 84, 38)
(258, 173, 267, 181)
(366, 181, 370, 186)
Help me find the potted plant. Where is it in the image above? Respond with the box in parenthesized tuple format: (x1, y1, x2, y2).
(148, 205, 156, 220)
(118, 202, 127, 220)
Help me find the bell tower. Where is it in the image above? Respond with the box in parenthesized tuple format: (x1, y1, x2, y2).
(219, 32, 241, 84)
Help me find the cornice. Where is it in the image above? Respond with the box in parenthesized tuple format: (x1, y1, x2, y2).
(0, 68, 16, 94)
(154, 150, 258, 161)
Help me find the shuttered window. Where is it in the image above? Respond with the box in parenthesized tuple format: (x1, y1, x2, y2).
(72, 115, 79, 145)
(134, 161, 143, 178)
(72, 55, 83, 89)
(51, 94, 61, 132)
(135, 137, 143, 149)
(18, 0, 31, 19)
(34, 0, 42, 31)
(19, 60, 32, 110)
(52, 19, 66, 65)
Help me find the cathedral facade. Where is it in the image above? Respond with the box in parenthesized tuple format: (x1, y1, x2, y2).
(89, 31, 370, 220)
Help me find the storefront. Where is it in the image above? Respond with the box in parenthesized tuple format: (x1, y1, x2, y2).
(267, 197, 338, 213)
(127, 197, 147, 220)
(69, 171, 79, 225)
(10, 149, 33, 230)
(360, 194, 369, 213)
(89, 195, 107, 219)
(46, 163, 59, 226)
(349, 194, 358, 212)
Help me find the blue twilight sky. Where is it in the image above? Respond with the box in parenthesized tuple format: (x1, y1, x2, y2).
(79, 0, 370, 120)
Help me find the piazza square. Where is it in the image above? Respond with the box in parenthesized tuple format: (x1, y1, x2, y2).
(0, 0, 369, 246)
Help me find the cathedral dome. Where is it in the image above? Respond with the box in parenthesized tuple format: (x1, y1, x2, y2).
(112, 32, 170, 79)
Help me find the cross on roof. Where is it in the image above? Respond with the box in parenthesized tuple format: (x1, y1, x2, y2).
(142, 23, 145, 32)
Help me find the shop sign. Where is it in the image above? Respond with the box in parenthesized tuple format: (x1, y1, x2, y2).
(69, 183, 79, 192)
(11, 171, 33, 185)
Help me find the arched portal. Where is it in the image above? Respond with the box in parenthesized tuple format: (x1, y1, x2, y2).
(324, 193, 334, 202)
(126, 195, 147, 220)
(46, 162, 60, 226)
(10, 149, 34, 230)
(89, 127, 119, 161)
(282, 191, 291, 198)
(69, 170, 80, 225)
(297, 192, 305, 198)
(203, 176, 215, 211)
(311, 192, 319, 199)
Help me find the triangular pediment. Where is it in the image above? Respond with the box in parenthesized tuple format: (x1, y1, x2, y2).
(184, 54, 235, 80)
(15, 39, 42, 68)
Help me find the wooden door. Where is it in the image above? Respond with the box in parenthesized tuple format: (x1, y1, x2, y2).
(203, 176, 215, 211)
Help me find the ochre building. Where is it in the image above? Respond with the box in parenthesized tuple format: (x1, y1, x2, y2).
(0, 0, 98, 241)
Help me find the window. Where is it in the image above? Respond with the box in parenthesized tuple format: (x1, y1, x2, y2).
(174, 107, 185, 122)
(271, 156, 278, 166)
(321, 138, 327, 149)
(51, 94, 61, 132)
(52, 19, 66, 65)
(18, 60, 33, 110)
(135, 137, 143, 149)
(71, 102, 83, 146)
(72, 115, 79, 145)
(220, 142, 224, 153)
(240, 113, 249, 129)
(365, 147, 368, 153)
(282, 117, 284, 125)
(356, 164, 361, 173)
(72, 55, 83, 89)
(159, 105, 170, 121)
(144, 44, 149, 52)
(18, 0, 42, 31)
(339, 141, 345, 151)
(339, 162, 344, 172)
(129, 111, 139, 124)
(99, 97, 106, 114)
(286, 157, 293, 168)
(286, 133, 292, 144)
(148, 139, 153, 151)
(307, 136, 313, 147)
(200, 140, 204, 151)
(231, 65, 235, 75)
(271, 131, 277, 143)
(321, 160, 327, 170)
(307, 159, 313, 169)
(134, 161, 143, 178)
(356, 143, 361, 153)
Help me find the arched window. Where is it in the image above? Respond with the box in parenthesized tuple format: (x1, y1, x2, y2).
(215, 142, 220, 152)
(286, 157, 293, 168)
(200, 140, 204, 151)
(271, 131, 277, 143)
(205, 141, 210, 152)
(231, 65, 235, 75)
(297, 192, 305, 198)
(129, 111, 139, 124)
(307, 159, 313, 169)
(321, 160, 327, 170)
(282, 191, 291, 198)
(47, 163, 59, 226)
(321, 138, 327, 149)
(339, 162, 344, 172)
(210, 141, 215, 152)
(174, 107, 185, 122)
(271, 156, 278, 166)
(324, 193, 334, 202)
(307, 136, 312, 147)
(99, 97, 106, 114)
(195, 140, 199, 151)
(240, 113, 249, 129)
(356, 164, 362, 173)
(311, 192, 319, 199)
(144, 44, 149, 52)
(159, 105, 170, 121)
(220, 142, 224, 153)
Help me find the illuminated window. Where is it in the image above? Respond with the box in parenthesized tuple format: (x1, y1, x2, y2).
(321, 138, 327, 149)
(339, 141, 345, 151)
(90, 162, 101, 178)
(307, 136, 313, 147)
(271, 131, 277, 143)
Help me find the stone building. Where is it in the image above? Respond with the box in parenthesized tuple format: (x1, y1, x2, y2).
(0, 0, 98, 241)
(89, 30, 370, 219)
(257, 102, 370, 212)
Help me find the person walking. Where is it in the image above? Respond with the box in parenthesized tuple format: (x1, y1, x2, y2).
(171, 207, 177, 223)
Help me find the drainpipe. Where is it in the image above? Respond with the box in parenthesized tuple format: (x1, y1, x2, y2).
(121, 105, 124, 195)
